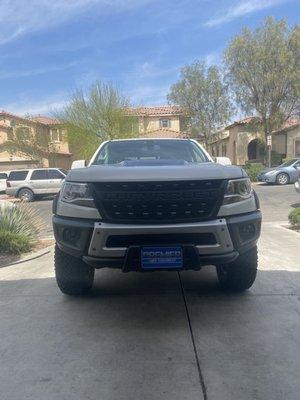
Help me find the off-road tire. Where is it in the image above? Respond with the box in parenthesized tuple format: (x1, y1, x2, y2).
(18, 188, 34, 202)
(276, 172, 289, 185)
(216, 246, 258, 292)
(55, 245, 94, 296)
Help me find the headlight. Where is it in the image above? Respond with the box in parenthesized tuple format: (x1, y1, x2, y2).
(60, 182, 95, 208)
(223, 178, 252, 205)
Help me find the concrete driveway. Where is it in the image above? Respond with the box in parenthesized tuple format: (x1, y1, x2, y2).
(0, 184, 299, 400)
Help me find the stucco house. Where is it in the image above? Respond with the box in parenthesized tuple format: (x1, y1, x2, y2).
(131, 106, 188, 138)
(206, 117, 300, 165)
(0, 106, 188, 171)
(0, 111, 72, 171)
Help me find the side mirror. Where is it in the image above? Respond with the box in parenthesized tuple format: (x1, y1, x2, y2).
(71, 160, 87, 169)
(215, 157, 232, 166)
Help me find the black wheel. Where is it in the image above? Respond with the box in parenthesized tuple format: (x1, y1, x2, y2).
(276, 172, 289, 185)
(18, 188, 34, 202)
(216, 246, 258, 292)
(55, 245, 95, 296)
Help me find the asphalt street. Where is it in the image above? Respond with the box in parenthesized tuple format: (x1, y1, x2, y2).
(0, 183, 299, 400)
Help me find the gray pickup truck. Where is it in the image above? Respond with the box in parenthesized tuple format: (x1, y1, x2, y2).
(52, 138, 261, 295)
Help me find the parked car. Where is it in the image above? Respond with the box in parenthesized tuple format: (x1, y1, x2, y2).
(294, 167, 300, 193)
(258, 158, 300, 185)
(6, 168, 67, 201)
(53, 138, 261, 296)
(0, 171, 9, 194)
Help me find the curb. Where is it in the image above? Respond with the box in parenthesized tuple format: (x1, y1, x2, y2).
(0, 195, 20, 202)
(0, 244, 54, 268)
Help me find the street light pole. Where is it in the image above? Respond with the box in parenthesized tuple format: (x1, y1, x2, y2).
(267, 135, 272, 168)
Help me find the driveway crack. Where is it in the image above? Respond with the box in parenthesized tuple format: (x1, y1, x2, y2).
(178, 272, 207, 400)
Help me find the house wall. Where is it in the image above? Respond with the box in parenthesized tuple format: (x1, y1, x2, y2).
(272, 134, 286, 154)
(0, 115, 72, 170)
(138, 115, 181, 134)
(207, 123, 300, 166)
(0, 160, 40, 172)
(286, 126, 300, 157)
(207, 125, 263, 165)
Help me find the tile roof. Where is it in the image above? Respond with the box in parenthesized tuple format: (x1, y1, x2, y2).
(280, 117, 300, 130)
(226, 116, 259, 129)
(227, 116, 300, 131)
(130, 105, 185, 117)
(0, 110, 62, 126)
(31, 116, 61, 125)
(0, 110, 30, 124)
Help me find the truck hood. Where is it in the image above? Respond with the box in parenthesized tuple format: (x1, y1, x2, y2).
(66, 162, 245, 182)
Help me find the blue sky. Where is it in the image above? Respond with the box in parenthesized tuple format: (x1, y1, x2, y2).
(0, 0, 299, 116)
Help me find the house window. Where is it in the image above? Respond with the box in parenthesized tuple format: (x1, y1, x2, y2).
(160, 119, 171, 128)
(295, 140, 300, 157)
(51, 128, 61, 142)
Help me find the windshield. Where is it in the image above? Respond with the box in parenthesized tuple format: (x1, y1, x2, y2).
(92, 140, 209, 165)
(280, 159, 298, 167)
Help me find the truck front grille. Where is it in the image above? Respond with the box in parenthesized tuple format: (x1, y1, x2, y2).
(90, 180, 225, 224)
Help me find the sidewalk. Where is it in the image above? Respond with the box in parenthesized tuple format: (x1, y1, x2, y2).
(259, 221, 299, 271)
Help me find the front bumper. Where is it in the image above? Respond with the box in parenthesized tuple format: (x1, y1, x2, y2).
(258, 174, 276, 183)
(53, 210, 261, 270)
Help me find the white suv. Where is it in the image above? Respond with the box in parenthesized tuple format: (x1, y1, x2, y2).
(0, 172, 9, 194)
(6, 168, 67, 201)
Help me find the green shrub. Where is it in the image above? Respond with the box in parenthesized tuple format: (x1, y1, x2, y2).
(271, 151, 283, 167)
(0, 203, 42, 254)
(288, 208, 300, 229)
(0, 231, 32, 254)
(242, 163, 264, 182)
(282, 157, 293, 164)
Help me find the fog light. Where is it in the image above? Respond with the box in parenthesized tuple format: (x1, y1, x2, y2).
(239, 223, 256, 242)
(62, 228, 80, 245)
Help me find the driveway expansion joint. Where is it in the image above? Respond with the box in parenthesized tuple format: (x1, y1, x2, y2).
(178, 271, 208, 400)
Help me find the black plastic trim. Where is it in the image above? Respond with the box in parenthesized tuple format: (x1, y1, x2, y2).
(82, 248, 240, 270)
(52, 215, 94, 258)
(226, 210, 261, 254)
(89, 180, 228, 225)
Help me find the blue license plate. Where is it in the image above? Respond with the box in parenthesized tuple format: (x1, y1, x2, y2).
(141, 246, 183, 269)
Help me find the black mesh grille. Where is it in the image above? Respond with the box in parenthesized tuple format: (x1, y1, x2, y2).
(106, 233, 217, 248)
(90, 180, 225, 224)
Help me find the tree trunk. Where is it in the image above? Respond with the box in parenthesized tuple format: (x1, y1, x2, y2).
(202, 133, 210, 152)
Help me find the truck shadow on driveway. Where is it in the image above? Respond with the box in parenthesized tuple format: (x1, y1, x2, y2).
(0, 268, 299, 400)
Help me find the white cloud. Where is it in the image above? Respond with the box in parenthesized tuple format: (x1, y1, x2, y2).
(204, 0, 286, 27)
(0, 0, 154, 45)
(0, 61, 80, 80)
(2, 92, 68, 116)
